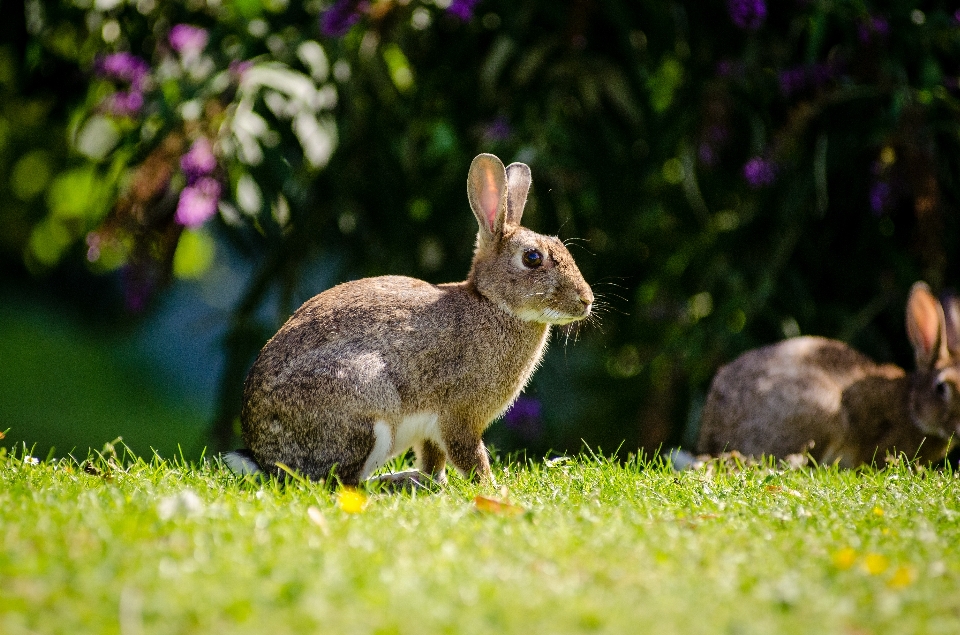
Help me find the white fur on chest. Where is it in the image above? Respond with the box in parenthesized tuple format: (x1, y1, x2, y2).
(360, 412, 441, 479)
(392, 412, 441, 453)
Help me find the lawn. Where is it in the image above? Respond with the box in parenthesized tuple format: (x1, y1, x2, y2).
(2, 444, 959, 635)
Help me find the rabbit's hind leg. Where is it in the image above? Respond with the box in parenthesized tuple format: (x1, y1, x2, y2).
(442, 427, 492, 483)
(415, 439, 448, 485)
(251, 414, 379, 486)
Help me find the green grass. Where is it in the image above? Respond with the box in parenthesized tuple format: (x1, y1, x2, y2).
(3, 446, 960, 635)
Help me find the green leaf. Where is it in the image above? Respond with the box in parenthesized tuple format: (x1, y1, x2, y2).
(46, 167, 96, 220)
(648, 56, 683, 113)
(173, 228, 216, 279)
(382, 44, 415, 93)
(11, 150, 52, 201)
(27, 218, 72, 266)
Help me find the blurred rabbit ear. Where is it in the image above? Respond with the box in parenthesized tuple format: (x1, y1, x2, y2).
(467, 153, 507, 238)
(941, 291, 960, 356)
(906, 282, 948, 369)
(504, 162, 531, 229)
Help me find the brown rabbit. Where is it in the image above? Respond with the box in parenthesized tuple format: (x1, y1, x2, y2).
(696, 282, 960, 466)
(225, 154, 594, 486)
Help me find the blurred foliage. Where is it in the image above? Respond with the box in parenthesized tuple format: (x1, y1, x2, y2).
(0, 294, 206, 459)
(3, 0, 960, 456)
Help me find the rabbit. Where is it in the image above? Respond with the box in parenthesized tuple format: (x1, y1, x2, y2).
(224, 153, 594, 486)
(696, 282, 960, 467)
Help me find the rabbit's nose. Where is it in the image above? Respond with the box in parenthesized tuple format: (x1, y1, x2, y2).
(578, 293, 593, 317)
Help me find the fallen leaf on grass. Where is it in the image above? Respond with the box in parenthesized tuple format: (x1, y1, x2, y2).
(474, 495, 526, 516)
(337, 488, 368, 514)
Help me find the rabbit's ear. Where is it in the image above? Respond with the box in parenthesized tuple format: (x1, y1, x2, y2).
(906, 282, 948, 369)
(941, 291, 960, 357)
(468, 153, 507, 238)
(504, 162, 531, 229)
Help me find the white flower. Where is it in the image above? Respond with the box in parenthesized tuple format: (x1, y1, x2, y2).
(157, 489, 204, 520)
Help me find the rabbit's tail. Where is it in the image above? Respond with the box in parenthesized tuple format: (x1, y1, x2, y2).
(666, 448, 703, 471)
(222, 449, 262, 476)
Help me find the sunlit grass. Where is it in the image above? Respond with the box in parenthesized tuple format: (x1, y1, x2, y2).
(2, 444, 959, 634)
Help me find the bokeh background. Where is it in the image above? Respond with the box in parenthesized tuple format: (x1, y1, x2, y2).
(2, 0, 960, 461)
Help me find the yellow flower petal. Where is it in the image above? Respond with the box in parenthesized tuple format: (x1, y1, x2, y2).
(832, 547, 857, 570)
(872, 506, 884, 517)
(337, 488, 368, 514)
(888, 565, 916, 589)
(863, 553, 888, 575)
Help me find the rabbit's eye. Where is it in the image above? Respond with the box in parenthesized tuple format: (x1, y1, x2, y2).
(522, 249, 543, 269)
(936, 380, 951, 401)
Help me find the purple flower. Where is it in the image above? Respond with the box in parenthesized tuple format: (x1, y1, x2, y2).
(715, 59, 745, 79)
(872, 16, 889, 36)
(180, 138, 217, 184)
(706, 125, 729, 144)
(778, 64, 839, 97)
(698, 142, 716, 166)
(169, 24, 209, 58)
(955, 9, 960, 24)
(727, 0, 766, 30)
(811, 61, 836, 85)
(103, 90, 145, 117)
(743, 156, 776, 187)
(320, 0, 365, 38)
(778, 67, 807, 97)
(175, 177, 221, 227)
(700, 129, 730, 168)
(97, 52, 150, 89)
(858, 16, 889, 43)
(482, 116, 511, 143)
(504, 396, 543, 442)
(869, 181, 891, 215)
(86, 232, 103, 262)
(121, 266, 154, 313)
(229, 59, 254, 79)
(448, 0, 481, 21)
